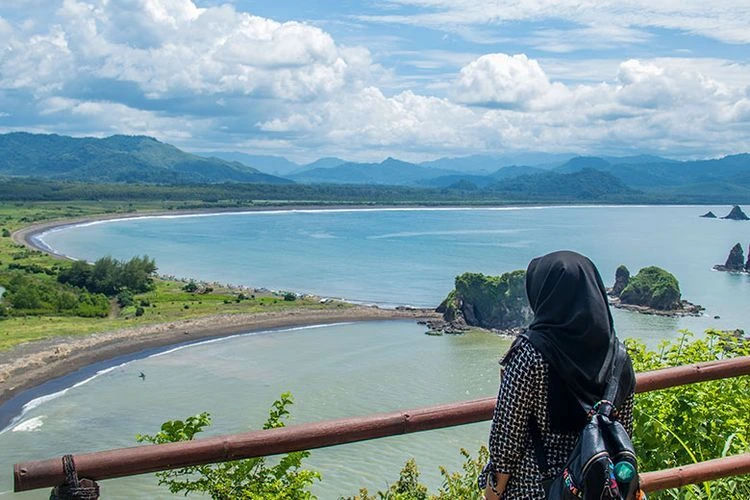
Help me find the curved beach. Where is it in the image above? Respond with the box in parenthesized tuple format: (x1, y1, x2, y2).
(2, 211, 440, 407)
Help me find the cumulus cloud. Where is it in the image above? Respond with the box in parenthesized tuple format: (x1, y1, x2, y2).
(1, 1, 750, 160)
(2, 0, 375, 102)
(455, 54, 552, 108)
(254, 53, 750, 159)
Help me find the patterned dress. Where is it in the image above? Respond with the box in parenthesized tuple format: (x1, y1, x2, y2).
(479, 338, 634, 498)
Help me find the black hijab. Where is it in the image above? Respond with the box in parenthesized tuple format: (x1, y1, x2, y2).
(524, 251, 623, 431)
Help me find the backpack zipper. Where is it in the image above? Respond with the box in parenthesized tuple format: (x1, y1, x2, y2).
(581, 451, 610, 477)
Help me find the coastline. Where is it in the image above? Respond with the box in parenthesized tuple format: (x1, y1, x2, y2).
(3, 207, 441, 411)
(0, 306, 440, 409)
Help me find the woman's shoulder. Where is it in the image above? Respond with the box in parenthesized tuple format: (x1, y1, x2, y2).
(500, 334, 546, 369)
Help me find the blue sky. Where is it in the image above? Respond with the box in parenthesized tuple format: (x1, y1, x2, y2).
(1, 0, 749, 162)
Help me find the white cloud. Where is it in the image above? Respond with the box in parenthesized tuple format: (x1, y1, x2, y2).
(3, 0, 376, 102)
(454, 53, 555, 109)
(35, 96, 212, 146)
(363, 0, 750, 45)
(1, 1, 750, 161)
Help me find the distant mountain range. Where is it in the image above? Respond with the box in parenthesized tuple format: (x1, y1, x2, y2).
(2, 132, 750, 202)
(0, 133, 291, 184)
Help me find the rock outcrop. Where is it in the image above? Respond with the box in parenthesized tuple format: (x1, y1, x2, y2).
(714, 243, 748, 272)
(619, 266, 681, 310)
(609, 266, 702, 316)
(700, 211, 717, 218)
(432, 270, 531, 334)
(721, 205, 749, 220)
(611, 265, 630, 296)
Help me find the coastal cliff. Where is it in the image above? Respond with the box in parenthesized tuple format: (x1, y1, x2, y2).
(608, 265, 703, 316)
(430, 271, 531, 335)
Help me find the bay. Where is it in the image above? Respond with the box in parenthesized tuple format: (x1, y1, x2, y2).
(2, 205, 749, 498)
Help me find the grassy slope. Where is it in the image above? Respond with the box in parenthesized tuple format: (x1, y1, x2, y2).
(0, 201, 348, 351)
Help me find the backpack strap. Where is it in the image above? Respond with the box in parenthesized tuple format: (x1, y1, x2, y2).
(594, 342, 628, 418)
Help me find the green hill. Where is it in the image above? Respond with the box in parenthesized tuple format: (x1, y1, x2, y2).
(0, 133, 291, 184)
(486, 168, 638, 199)
(290, 157, 457, 185)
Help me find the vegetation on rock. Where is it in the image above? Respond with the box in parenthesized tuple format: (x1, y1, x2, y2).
(619, 266, 681, 310)
(436, 270, 531, 330)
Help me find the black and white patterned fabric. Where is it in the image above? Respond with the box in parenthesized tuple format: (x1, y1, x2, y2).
(478, 338, 634, 498)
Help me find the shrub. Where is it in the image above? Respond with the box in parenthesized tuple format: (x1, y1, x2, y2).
(135, 306, 145, 317)
(58, 255, 157, 296)
(626, 330, 750, 498)
(137, 393, 321, 499)
(350, 331, 748, 499)
(117, 290, 134, 307)
(346, 448, 488, 500)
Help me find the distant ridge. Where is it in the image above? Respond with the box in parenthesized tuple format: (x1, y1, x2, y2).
(420, 152, 574, 172)
(553, 154, 750, 192)
(0, 133, 291, 184)
(290, 157, 458, 185)
(485, 168, 637, 199)
(197, 151, 299, 176)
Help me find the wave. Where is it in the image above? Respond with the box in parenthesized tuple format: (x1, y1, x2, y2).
(0, 322, 357, 433)
(0, 362, 131, 434)
(11, 415, 44, 432)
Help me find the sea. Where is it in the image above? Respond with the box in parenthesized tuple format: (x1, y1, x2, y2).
(1, 205, 748, 498)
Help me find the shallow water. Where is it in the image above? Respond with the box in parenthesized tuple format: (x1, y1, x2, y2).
(2, 205, 749, 498)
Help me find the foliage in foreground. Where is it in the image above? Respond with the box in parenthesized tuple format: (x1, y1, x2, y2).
(343, 447, 488, 500)
(626, 330, 750, 498)
(140, 331, 748, 499)
(349, 330, 749, 499)
(136, 392, 321, 499)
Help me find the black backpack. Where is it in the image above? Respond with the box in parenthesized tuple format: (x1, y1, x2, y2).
(532, 343, 641, 500)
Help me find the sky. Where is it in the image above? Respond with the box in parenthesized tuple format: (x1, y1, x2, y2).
(1, 0, 749, 163)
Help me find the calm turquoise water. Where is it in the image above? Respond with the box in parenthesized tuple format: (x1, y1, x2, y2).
(2, 206, 749, 498)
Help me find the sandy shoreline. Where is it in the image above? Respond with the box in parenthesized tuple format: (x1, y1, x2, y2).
(3, 208, 441, 409)
(0, 307, 439, 408)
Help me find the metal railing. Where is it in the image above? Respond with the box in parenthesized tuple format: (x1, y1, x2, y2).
(14, 355, 750, 494)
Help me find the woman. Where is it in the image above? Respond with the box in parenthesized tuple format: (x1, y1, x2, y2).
(479, 250, 636, 499)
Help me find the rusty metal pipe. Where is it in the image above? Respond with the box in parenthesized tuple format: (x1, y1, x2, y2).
(634, 355, 750, 393)
(640, 453, 750, 492)
(13, 355, 750, 492)
(14, 397, 497, 492)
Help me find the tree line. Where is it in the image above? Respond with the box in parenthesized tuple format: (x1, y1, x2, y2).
(0, 255, 156, 318)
